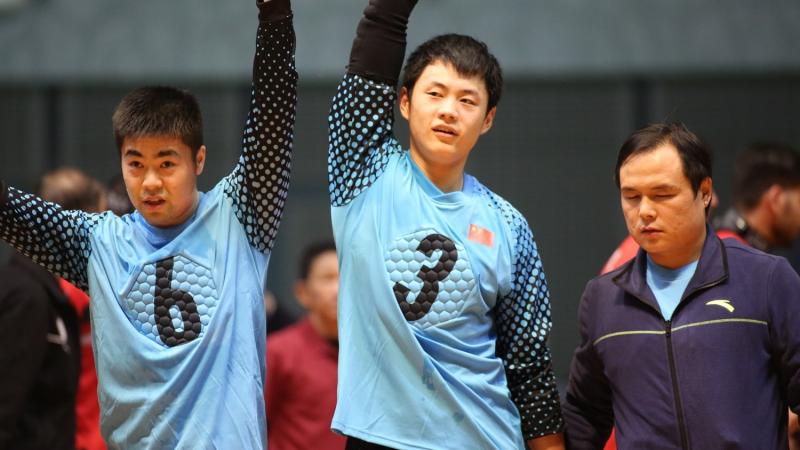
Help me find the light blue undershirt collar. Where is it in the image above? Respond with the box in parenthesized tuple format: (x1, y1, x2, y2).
(645, 255, 699, 321)
(407, 152, 475, 204)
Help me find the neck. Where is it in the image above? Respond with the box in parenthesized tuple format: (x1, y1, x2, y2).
(741, 207, 775, 246)
(308, 313, 336, 341)
(649, 226, 706, 270)
(409, 147, 466, 193)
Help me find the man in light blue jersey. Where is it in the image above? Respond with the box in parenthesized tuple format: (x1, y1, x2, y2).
(328, 1, 564, 449)
(0, 0, 296, 448)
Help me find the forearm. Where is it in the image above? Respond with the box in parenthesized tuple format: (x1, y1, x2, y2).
(228, 0, 297, 252)
(348, 0, 418, 84)
(505, 354, 564, 439)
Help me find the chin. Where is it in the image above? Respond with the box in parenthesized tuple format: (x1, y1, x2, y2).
(423, 146, 463, 165)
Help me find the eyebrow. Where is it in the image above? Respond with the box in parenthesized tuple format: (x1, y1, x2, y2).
(157, 149, 180, 158)
(650, 184, 679, 191)
(427, 81, 481, 97)
(123, 149, 180, 158)
(620, 184, 678, 192)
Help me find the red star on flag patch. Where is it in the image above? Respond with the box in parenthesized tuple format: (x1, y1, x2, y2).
(468, 224, 494, 247)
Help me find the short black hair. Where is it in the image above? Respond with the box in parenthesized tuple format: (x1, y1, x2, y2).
(298, 241, 337, 280)
(112, 86, 204, 157)
(734, 142, 800, 210)
(401, 33, 503, 111)
(615, 122, 712, 195)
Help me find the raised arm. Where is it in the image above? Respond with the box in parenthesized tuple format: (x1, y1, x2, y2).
(495, 218, 565, 444)
(0, 183, 101, 291)
(224, 0, 297, 253)
(327, 0, 417, 207)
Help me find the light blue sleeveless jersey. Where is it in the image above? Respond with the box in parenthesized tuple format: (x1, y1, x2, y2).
(0, 16, 297, 449)
(328, 74, 563, 449)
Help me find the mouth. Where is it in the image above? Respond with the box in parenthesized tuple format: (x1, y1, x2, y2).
(640, 227, 662, 236)
(432, 125, 458, 139)
(142, 198, 166, 209)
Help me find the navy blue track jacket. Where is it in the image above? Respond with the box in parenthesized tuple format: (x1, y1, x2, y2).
(564, 227, 800, 449)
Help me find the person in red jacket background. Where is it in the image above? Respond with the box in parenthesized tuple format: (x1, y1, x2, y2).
(265, 241, 344, 450)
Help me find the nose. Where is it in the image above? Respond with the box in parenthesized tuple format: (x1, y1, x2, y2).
(142, 169, 163, 193)
(437, 97, 458, 122)
(639, 196, 657, 221)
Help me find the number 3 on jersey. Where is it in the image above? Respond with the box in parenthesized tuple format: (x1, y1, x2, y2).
(393, 233, 457, 321)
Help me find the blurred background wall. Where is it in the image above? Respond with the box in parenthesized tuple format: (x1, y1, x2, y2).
(1, 0, 800, 381)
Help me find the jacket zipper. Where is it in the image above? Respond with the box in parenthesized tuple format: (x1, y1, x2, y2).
(665, 320, 689, 450)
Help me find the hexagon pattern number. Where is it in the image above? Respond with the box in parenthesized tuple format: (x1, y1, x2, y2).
(385, 230, 476, 328)
(124, 255, 218, 348)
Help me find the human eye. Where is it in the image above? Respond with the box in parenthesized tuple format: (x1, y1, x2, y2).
(161, 161, 176, 169)
(426, 90, 442, 98)
(654, 191, 677, 200)
(127, 160, 143, 169)
(460, 97, 477, 106)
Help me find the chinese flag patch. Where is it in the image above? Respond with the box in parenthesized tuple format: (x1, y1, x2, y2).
(468, 224, 494, 247)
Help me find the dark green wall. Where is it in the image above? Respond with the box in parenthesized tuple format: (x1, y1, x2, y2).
(3, 0, 800, 383)
(2, 76, 799, 381)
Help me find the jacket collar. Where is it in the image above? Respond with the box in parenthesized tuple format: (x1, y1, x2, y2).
(612, 224, 729, 316)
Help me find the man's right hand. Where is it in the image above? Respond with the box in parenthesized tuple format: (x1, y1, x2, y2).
(258, 0, 291, 23)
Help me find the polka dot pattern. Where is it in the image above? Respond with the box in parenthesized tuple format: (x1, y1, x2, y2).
(0, 186, 102, 291)
(327, 74, 403, 207)
(224, 17, 297, 253)
(124, 255, 218, 348)
(384, 229, 476, 329)
(476, 185, 565, 438)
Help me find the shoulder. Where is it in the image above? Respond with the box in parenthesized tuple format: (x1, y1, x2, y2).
(86, 210, 127, 237)
(472, 179, 530, 237)
(580, 264, 629, 311)
(722, 237, 784, 275)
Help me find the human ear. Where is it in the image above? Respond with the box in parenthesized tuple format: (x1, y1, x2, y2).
(480, 106, 497, 135)
(194, 145, 207, 176)
(399, 87, 411, 121)
(700, 177, 713, 207)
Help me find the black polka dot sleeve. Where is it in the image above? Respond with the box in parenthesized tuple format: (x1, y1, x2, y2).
(495, 214, 565, 439)
(328, 0, 417, 207)
(327, 74, 403, 207)
(223, 7, 297, 253)
(0, 186, 102, 291)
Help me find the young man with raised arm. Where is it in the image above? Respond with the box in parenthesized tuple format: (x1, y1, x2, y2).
(0, 0, 296, 447)
(327, 1, 564, 449)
